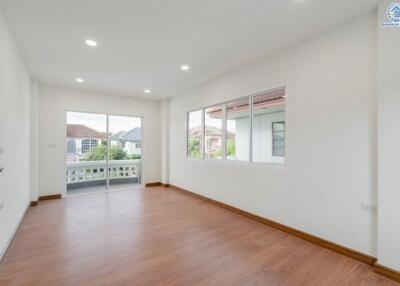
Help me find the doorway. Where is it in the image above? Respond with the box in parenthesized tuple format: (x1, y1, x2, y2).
(65, 111, 142, 196)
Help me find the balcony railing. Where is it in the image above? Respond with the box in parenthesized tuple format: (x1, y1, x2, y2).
(66, 160, 141, 189)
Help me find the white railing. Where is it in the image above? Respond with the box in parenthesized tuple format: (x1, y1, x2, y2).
(66, 160, 141, 184)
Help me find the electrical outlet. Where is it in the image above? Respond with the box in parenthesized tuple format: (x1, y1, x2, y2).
(361, 203, 377, 213)
(0, 201, 4, 211)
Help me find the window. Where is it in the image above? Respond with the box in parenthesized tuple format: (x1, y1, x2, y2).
(81, 139, 98, 153)
(187, 110, 203, 158)
(66, 139, 76, 154)
(272, 122, 285, 157)
(186, 87, 286, 164)
(205, 105, 223, 159)
(226, 98, 250, 161)
(135, 143, 141, 148)
(252, 89, 285, 163)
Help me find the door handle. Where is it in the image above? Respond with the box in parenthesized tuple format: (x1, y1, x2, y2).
(0, 167, 4, 173)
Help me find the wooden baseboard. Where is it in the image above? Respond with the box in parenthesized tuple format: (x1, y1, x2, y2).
(38, 194, 62, 201)
(167, 184, 377, 266)
(30, 201, 38, 207)
(145, 183, 170, 188)
(374, 264, 400, 282)
(145, 182, 162, 187)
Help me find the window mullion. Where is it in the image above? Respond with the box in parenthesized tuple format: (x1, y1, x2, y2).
(202, 108, 205, 160)
(222, 104, 227, 160)
(249, 96, 253, 162)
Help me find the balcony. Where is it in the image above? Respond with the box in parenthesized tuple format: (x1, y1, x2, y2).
(66, 159, 141, 195)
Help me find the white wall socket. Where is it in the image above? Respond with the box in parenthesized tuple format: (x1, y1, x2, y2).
(361, 203, 377, 213)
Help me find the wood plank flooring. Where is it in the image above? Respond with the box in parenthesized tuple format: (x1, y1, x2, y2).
(0, 186, 397, 285)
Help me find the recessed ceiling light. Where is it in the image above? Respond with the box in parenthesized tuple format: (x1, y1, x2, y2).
(144, 89, 151, 94)
(180, 65, 190, 71)
(85, 39, 97, 47)
(75, 78, 84, 83)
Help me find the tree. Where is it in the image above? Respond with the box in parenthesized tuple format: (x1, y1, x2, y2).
(81, 145, 133, 161)
(226, 138, 236, 157)
(188, 138, 201, 157)
(109, 145, 129, 160)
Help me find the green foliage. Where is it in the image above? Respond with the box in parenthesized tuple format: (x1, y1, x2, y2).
(188, 138, 201, 158)
(188, 138, 235, 158)
(214, 150, 223, 158)
(226, 138, 236, 157)
(82, 144, 107, 161)
(109, 145, 129, 160)
(81, 145, 141, 161)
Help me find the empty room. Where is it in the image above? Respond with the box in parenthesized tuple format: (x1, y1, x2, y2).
(0, 0, 399, 285)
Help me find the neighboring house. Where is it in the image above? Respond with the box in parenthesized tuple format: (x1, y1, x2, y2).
(66, 124, 106, 162)
(189, 126, 234, 156)
(109, 127, 142, 156)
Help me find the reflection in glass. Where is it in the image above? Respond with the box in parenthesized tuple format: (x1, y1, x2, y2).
(108, 115, 142, 191)
(66, 112, 107, 195)
(226, 98, 250, 161)
(187, 110, 203, 158)
(272, 122, 285, 157)
(252, 89, 285, 164)
(205, 105, 223, 159)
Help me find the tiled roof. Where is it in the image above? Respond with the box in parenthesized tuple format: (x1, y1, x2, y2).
(67, 124, 106, 139)
(109, 128, 141, 142)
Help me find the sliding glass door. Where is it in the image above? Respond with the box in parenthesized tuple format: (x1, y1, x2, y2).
(108, 115, 142, 192)
(65, 111, 142, 196)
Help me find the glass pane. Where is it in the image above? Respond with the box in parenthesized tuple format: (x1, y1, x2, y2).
(205, 105, 223, 159)
(252, 89, 286, 164)
(108, 115, 142, 191)
(188, 110, 203, 158)
(66, 112, 107, 195)
(226, 98, 250, 161)
(272, 122, 285, 132)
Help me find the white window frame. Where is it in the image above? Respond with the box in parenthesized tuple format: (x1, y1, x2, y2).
(186, 109, 204, 159)
(204, 104, 225, 160)
(225, 97, 251, 162)
(271, 121, 285, 158)
(186, 86, 287, 166)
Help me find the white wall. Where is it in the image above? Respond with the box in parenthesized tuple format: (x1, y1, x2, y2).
(38, 85, 161, 196)
(29, 80, 39, 201)
(168, 12, 377, 256)
(0, 11, 31, 258)
(377, 0, 400, 271)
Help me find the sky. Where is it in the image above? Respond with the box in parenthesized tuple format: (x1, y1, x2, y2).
(67, 112, 141, 134)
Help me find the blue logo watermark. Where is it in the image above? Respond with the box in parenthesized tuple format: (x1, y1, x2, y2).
(383, 3, 400, 27)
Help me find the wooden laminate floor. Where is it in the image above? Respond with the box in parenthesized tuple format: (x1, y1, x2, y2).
(0, 186, 397, 286)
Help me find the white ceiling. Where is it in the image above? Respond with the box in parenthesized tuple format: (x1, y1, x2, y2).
(0, 0, 378, 99)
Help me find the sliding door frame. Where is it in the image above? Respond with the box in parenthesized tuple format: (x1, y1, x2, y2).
(64, 110, 144, 195)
